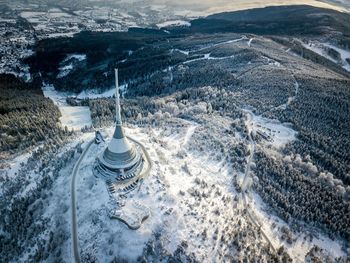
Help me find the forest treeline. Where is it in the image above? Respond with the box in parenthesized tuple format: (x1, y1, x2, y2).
(0, 141, 79, 262)
(253, 149, 350, 242)
(275, 76, 350, 186)
(0, 74, 69, 156)
(25, 30, 170, 93)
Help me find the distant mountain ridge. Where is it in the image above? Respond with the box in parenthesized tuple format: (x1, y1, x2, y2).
(206, 5, 343, 21)
(169, 5, 350, 39)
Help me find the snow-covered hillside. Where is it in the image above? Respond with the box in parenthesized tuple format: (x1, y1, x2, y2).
(76, 124, 252, 261)
(1, 103, 347, 261)
(42, 84, 92, 131)
(73, 122, 345, 261)
(302, 41, 350, 72)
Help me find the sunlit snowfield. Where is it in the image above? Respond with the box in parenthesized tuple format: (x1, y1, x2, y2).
(35, 78, 346, 260)
(41, 123, 343, 261)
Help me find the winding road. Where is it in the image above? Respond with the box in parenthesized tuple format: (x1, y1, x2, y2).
(71, 140, 93, 263)
(127, 136, 153, 180)
(70, 135, 152, 262)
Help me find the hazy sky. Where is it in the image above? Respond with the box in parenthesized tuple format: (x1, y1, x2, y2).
(119, 0, 349, 15)
(174, 0, 347, 14)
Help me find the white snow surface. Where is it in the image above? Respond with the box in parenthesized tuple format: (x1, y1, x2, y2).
(75, 124, 246, 262)
(184, 53, 235, 64)
(248, 38, 254, 47)
(77, 84, 128, 99)
(42, 81, 129, 130)
(302, 41, 350, 71)
(59, 106, 92, 130)
(72, 122, 343, 261)
(3, 115, 347, 261)
(3, 149, 37, 180)
(46, 32, 77, 38)
(64, 54, 87, 62)
(156, 20, 191, 28)
(57, 64, 73, 78)
(246, 110, 297, 149)
(42, 84, 92, 131)
(248, 192, 346, 260)
(57, 54, 87, 78)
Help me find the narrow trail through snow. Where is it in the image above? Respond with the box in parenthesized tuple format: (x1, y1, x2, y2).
(239, 109, 281, 254)
(182, 125, 197, 147)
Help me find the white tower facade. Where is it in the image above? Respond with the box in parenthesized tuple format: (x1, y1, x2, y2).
(95, 69, 143, 182)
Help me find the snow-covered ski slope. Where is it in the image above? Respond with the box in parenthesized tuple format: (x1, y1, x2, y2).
(42, 84, 92, 131)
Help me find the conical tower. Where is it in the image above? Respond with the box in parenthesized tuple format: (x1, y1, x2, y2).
(95, 69, 143, 181)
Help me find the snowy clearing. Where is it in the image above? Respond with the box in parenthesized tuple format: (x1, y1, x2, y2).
(323, 43, 350, 71)
(302, 41, 350, 72)
(245, 110, 297, 149)
(156, 20, 191, 28)
(252, 115, 296, 148)
(184, 53, 235, 64)
(59, 106, 92, 130)
(42, 84, 92, 131)
(46, 32, 77, 38)
(77, 84, 128, 99)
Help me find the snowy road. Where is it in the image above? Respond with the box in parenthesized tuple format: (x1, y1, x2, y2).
(70, 135, 152, 262)
(71, 140, 93, 263)
(127, 136, 153, 180)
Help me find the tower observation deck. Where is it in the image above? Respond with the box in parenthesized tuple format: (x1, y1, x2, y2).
(95, 69, 143, 182)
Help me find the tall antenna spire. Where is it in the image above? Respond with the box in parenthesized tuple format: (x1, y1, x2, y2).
(115, 68, 122, 126)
